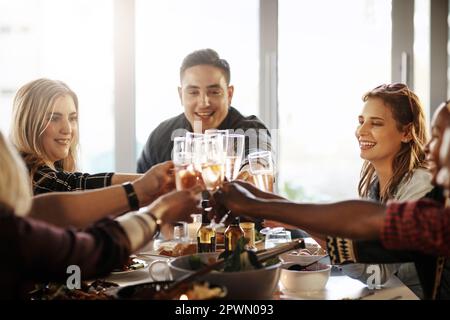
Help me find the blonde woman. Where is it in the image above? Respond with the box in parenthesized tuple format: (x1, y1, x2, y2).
(11, 78, 150, 195)
(0, 130, 201, 298)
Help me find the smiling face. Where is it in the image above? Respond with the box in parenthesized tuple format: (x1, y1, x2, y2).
(355, 97, 410, 170)
(40, 95, 78, 165)
(179, 64, 234, 132)
(424, 104, 450, 184)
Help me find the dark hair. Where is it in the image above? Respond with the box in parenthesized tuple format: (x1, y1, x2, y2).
(180, 48, 231, 84)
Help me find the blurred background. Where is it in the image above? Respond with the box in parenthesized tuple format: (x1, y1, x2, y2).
(0, 0, 447, 202)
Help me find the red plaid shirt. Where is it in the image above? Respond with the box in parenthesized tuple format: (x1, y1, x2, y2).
(382, 199, 450, 257)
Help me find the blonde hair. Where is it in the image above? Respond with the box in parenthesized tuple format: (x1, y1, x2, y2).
(0, 131, 32, 216)
(10, 78, 79, 177)
(358, 83, 428, 202)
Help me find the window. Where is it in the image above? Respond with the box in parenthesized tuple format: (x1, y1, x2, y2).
(278, 0, 392, 201)
(0, 0, 114, 172)
(135, 0, 259, 161)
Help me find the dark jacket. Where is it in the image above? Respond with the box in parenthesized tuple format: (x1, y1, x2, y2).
(136, 106, 271, 173)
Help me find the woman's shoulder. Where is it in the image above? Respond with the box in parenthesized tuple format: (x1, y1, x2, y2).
(395, 168, 433, 201)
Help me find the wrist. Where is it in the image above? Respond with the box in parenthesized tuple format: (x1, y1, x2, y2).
(146, 200, 166, 224)
(122, 182, 140, 211)
(132, 179, 153, 206)
(143, 210, 161, 239)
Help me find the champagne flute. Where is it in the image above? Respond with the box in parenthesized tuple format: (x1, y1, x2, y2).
(201, 133, 225, 192)
(248, 151, 274, 192)
(173, 137, 201, 190)
(224, 134, 245, 181)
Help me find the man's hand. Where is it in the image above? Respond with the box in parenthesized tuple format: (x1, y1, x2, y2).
(214, 182, 260, 216)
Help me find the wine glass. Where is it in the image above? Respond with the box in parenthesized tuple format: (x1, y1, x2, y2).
(201, 133, 225, 192)
(172, 137, 201, 190)
(224, 134, 245, 181)
(247, 151, 274, 192)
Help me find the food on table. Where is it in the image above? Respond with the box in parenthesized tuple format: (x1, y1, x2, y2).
(158, 241, 197, 257)
(29, 280, 118, 300)
(181, 282, 226, 300)
(118, 280, 225, 300)
(289, 246, 326, 256)
(112, 257, 147, 272)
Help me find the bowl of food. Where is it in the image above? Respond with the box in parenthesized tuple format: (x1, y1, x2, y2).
(116, 281, 226, 300)
(279, 243, 327, 266)
(168, 252, 281, 299)
(279, 262, 331, 293)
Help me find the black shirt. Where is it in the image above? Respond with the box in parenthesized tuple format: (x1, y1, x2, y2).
(137, 106, 272, 173)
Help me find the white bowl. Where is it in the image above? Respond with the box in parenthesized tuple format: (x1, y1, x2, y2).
(280, 262, 331, 292)
(279, 244, 327, 266)
(168, 252, 281, 299)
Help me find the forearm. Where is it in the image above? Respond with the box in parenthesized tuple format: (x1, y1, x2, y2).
(30, 185, 131, 228)
(249, 199, 386, 240)
(111, 173, 142, 185)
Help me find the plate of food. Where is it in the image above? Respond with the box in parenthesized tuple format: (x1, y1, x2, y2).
(116, 280, 227, 300)
(110, 256, 149, 275)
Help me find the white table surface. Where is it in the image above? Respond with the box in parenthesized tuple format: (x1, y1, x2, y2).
(278, 266, 419, 300)
(101, 252, 419, 300)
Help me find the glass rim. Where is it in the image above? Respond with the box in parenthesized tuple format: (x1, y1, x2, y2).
(248, 150, 271, 159)
(227, 133, 245, 138)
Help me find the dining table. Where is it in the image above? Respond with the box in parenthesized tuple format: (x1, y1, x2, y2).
(101, 238, 419, 301)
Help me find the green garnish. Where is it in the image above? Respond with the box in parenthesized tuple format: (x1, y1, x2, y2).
(218, 237, 262, 272)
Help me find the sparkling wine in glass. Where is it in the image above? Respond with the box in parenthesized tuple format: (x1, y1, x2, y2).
(224, 134, 245, 181)
(173, 137, 203, 190)
(201, 133, 225, 192)
(248, 151, 274, 192)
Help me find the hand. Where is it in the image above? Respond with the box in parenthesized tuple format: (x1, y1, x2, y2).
(214, 182, 259, 216)
(138, 161, 176, 200)
(233, 180, 284, 200)
(147, 185, 203, 225)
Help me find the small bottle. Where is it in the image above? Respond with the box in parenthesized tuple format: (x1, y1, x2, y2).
(197, 201, 216, 253)
(224, 216, 245, 253)
(240, 221, 256, 250)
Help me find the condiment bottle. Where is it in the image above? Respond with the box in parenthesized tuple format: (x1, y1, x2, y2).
(197, 201, 216, 253)
(224, 216, 244, 253)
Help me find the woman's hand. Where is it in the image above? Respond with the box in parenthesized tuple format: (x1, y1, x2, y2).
(134, 161, 176, 203)
(147, 185, 203, 224)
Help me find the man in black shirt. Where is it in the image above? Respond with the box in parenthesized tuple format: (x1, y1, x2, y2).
(137, 48, 271, 173)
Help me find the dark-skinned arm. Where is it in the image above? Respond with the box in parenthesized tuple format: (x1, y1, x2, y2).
(216, 182, 386, 240)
